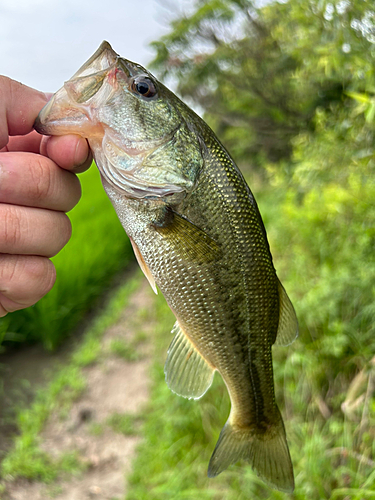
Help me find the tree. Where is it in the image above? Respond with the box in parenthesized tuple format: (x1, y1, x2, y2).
(151, 0, 375, 168)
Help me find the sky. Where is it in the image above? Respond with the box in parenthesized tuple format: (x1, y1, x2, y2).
(0, 0, 189, 92)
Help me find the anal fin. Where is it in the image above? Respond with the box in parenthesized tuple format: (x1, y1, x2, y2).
(129, 237, 157, 294)
(274, 280, 298, 346)
(164, 321, 215, 400)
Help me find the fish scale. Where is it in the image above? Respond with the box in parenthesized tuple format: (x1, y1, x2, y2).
(34, 41, 298, 493)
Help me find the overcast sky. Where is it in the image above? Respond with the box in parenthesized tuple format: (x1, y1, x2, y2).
(0, 0, 189, 92)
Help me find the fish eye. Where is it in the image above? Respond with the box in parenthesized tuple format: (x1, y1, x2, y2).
(131, 76, 157, 99)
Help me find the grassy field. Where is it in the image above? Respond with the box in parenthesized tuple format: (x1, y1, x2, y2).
(127, 273, 375, 500)
(1, 258, 374, 498)
(0, 272, 141, 487)
(0, 164, 133, 350)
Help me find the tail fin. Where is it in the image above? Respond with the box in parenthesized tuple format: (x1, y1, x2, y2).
(207, 408, 294, 493)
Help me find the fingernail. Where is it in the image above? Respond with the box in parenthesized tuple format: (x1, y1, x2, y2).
(74, 138, 89, 165)
(74, 138, 92, 173)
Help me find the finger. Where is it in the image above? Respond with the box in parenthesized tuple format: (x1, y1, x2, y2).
(0, 255, 56, 316)
(40, 134, 92, 173)
(0, 76, 48, 148)
(0, 204, 72, 257)
(1, 130, 42, 154)
(0, 152, 81, 212)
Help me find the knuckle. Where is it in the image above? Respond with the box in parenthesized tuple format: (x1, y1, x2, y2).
(59, 213, 72, 246)
(0, 255, 16, 284)
(3, 205, 22, 248)
(0, 255, 56, 307)
(47, 213, 72, 257)
(28, 156, 53, 202)
(27, 257, 56, 298)
(0, 254, 25, 288)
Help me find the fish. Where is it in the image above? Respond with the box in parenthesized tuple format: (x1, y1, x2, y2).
(34, 41, 298, 492)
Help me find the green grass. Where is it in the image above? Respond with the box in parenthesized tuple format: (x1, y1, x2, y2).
(0, 164, 133, 350)
(2, 265, 374, 498)
(0, 272, 141, 483)
(109, 338, 142, 361)
(126, 284, 375, 500)
(107, 412, 142, 436)
(1, 365, 86, 482)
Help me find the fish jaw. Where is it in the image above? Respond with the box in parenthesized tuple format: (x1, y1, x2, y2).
(34, 41, 118, 138)
(33, 87, 104, 137)
(70, 40, 118, 79)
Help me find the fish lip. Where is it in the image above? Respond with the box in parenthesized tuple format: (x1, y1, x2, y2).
(33, 86, 95, 137)
(33, 41, 119, 137)
(33, 115, 52, 135)
(71, 40, 118, 79)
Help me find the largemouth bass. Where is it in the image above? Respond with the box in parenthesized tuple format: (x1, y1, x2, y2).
(34, 42, 298, 492)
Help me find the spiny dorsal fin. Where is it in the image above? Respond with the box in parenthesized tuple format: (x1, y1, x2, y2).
(274, 280, 298, 346)
(164, 321, 215, 400)
(153, 207, 221, 264)
(129, 237, 157, 294)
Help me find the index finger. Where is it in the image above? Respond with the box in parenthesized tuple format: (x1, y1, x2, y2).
(0, 76, 48, 148)
(1, 130, 43, 154)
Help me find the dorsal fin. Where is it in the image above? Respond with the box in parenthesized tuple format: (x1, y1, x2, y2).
(164, 321, 215, 400)
(274, 280, 298, 346)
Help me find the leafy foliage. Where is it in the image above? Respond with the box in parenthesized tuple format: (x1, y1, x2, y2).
(151, 0, 375, 167)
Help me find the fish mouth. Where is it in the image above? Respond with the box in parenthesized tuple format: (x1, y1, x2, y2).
(33, 114, 50, 135)
(34, 41, 118, 137)
(34, 105, 92, 136)
(70, 41, 118, 79)
(33, 95, 102, 137)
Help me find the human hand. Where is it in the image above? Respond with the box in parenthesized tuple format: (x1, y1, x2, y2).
(0, 77, 92, 317)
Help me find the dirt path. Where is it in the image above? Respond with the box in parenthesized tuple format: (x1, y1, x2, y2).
(2, 277, 155, 500)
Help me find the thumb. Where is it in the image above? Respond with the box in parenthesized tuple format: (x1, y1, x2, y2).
(0, 76, 49, 148)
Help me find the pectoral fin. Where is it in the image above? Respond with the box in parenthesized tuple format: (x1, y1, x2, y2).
(129, 237, 157, 294)
(154, 207, 221, 264)
(274, 280, 298, 346)
(164, 321, 215, 400)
